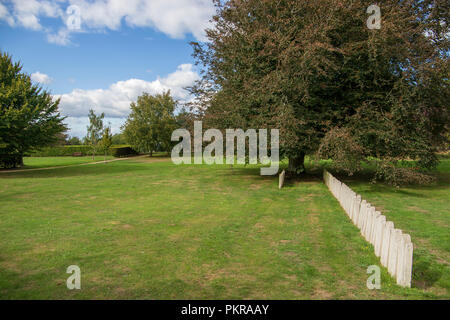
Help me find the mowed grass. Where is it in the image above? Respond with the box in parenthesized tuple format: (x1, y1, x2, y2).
(0, 156, 447, 299)
(19, 156, 115, 169)
(337, 157, 450, 297)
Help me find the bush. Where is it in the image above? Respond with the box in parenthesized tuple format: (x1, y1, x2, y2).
(30, 145, 93, 157)
(29, 145, 138, 157)
(110, 146, 138, 157)
(374, 161, 436, 186)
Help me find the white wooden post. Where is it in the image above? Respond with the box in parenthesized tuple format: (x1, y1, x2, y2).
(381, 221, 394, 267)
(374, 215, 386, 257)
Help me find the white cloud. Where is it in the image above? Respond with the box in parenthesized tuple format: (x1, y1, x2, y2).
(56, 63, 199, 118)
(0, 3, 15, 26)
(9, 0, 63, 30)
(47, 28, 72, 45)
(64, 116, 125, 138)
(31, 71, 53, 84)
(1, 0, 215, 44)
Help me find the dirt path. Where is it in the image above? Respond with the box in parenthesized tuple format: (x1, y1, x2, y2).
(0, 155, 148, 174)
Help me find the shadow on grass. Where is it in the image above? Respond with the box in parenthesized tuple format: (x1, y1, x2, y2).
(282, 173, 323, 189)
(340, 179, 449, 200)
(0, 161, 151, 180)
(215, 165, 325, 187)
(215, 166, 277, 183)
(148, 152, 171, 158)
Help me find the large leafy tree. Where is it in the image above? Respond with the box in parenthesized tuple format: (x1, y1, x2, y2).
(191, 0, 448, 182)
(0, 52, 66, 168)
(122, 91, 177, 156)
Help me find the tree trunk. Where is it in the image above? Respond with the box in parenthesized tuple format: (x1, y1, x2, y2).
(287, 152, 306, 176)
(150, 150, 153, 157)
(19, 154, 24, 168)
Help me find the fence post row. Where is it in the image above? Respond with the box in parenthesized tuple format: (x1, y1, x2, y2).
(322, 170, 413, 288)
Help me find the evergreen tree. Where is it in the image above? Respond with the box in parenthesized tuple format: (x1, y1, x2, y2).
(0, 52, 66, 168)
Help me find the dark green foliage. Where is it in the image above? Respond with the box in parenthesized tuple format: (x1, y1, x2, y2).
(0, 152, 22, 168)
(373, 161, 436, 186)
(29, 145, 137, 157)
(111, 133, 126, 145)
(122, 91, 177, 156)
(30, 145, 94, 157)
(109, 146, 138, 157)
(0, 52, 66, 168)
(67, 136, 82, 145)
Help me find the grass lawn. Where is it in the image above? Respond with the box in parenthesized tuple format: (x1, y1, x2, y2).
(18, 156, 116, 169)
(0, 156, 448, 299)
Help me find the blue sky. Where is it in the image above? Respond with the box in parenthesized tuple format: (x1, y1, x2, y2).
(0, 0, 214, 137)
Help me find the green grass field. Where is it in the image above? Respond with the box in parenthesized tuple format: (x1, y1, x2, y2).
(0, 156, 448, 299)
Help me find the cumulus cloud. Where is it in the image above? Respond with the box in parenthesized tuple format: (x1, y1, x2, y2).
(1, 0, 215, 44)
(56, 63, 199, 118)
(64, 116, 125, 138)
(9, 0, 64, 30)
(0, 3, 15, 26)
(59, 63, 199, 137)
(31, 71, 53, 84)
(47, 28, 72, 45)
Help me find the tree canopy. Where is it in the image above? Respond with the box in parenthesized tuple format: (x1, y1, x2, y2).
(122, 91, 177, 156)
(85, 109, 104, 160)
(100, 126, 113, 161)
(0, 52, 66, 168)
(190, 0, 449, 183)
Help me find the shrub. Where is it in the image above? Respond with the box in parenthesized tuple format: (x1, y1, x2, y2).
(374, 161, 436, 186)
(29, 145, 138, 157)
(30, 145, 93, 157)
(110, 146, 138, 157)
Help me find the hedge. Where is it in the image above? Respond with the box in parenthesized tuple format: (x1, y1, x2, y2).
(29, 145, 138, 157)
(110, 146, 139, 157)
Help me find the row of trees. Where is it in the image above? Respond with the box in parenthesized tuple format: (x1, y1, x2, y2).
(0, 48, 177, 167)
(81, 91, 179, 159)
(55, 132, 125, 146)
